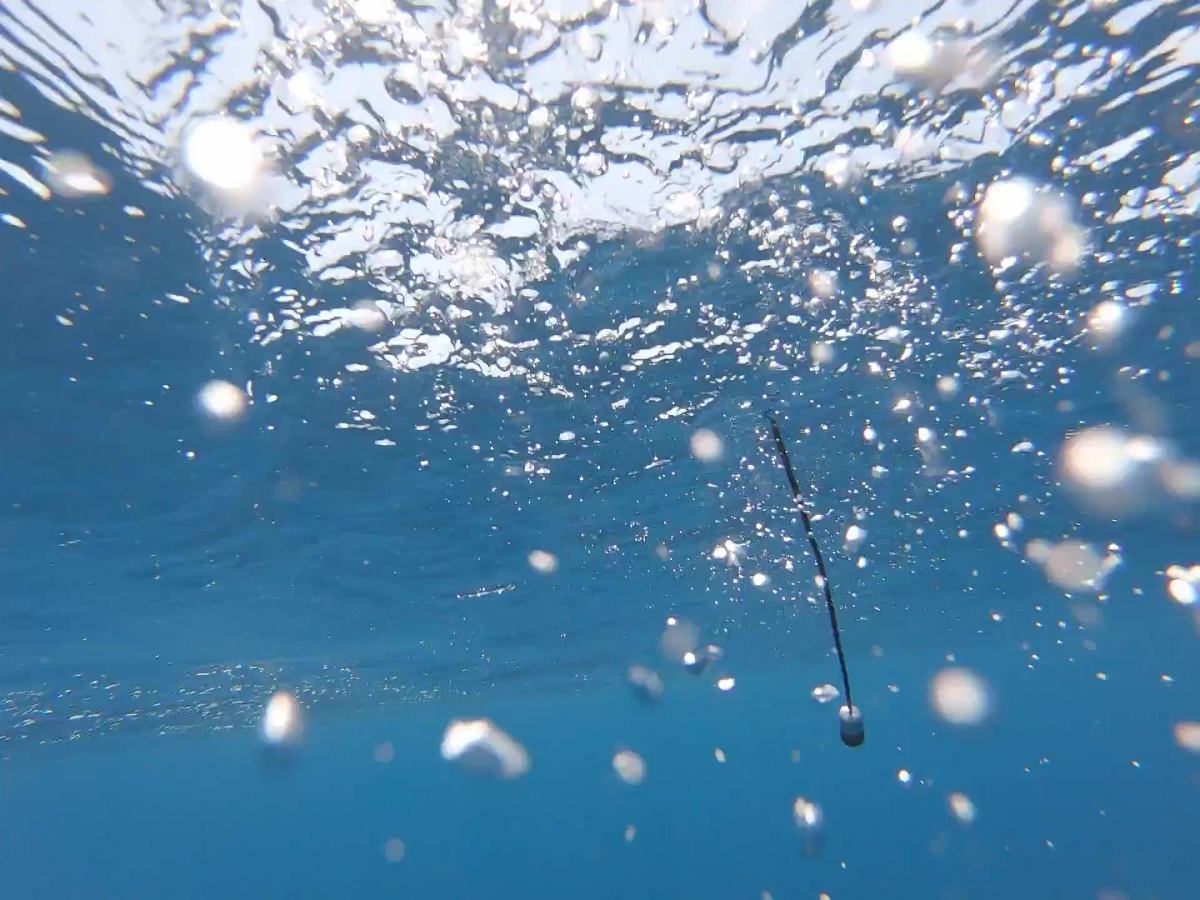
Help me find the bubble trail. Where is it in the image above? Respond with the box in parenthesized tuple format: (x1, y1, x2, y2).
(765, 413, 865, 748)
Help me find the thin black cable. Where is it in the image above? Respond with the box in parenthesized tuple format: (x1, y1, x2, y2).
(765, 414, 854, 714)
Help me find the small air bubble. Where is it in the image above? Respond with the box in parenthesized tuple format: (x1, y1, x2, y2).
(811, 684, 839, 704)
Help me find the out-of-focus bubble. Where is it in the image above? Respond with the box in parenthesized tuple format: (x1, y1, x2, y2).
(936, 375, 960, 398)
(690, 428, 724, 462)
(346, 300, 389, 331)
(683, 643, 722, 675)
(627, 664, 664, 704)
(897, 768, 912, 785)
(1165, 565, 1199, 605)
(750, 572, 769, 587)
(197, 379, 248, 422)
(888, 32, 997, 92)
(929, 667, 990, 726)
(659, 617, 700, 662)
(384, 837, 406, 862)
(613, 748, 646, 784)
(808, 270, 838, 299)
(440, 718, 530, 779)
(843, 525, 866, 552)
(888, 32, 937, 79)
(374, 741, 395, 763)
(624, 824, 637, 842)
(44, 150, 111, 197)
(527, 549, 558, 573)
(811, 684, 839, 704)
(712, 538, 748, 569)
(975, 177, 1086, 274)
(714, 748, 726, 763)
(792, 797, 824, 832)
(810, 341, 835, 366)
(1173, 722, 1200, 752)
(346, 123, 372, 145)
(1025, 538, 1053, 565)
(1159, 458, 1200, 500)
(948, 792, 976, 824)
(260, 690, 303, 746)
(1086, 300, 1127, 348)
(183, 117, 264, 192)
(654, 541, 671, 561)
(1059, 426, 1166, 517)
(819, 153, 860, 189)
(716, 675, 736, 692)
(1042, 539, 1116, 593)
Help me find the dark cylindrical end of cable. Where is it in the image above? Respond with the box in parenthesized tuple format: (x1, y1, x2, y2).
(838, 704, 865, 748)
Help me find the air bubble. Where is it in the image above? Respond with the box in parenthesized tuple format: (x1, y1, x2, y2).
(440, 718, 530, 779)
(690, 428, 724, 462)
(613, 748, 646, 784)
(260, 690, 303, 746)
(929, 667, 990, 725)
(811, 684, 839, 704)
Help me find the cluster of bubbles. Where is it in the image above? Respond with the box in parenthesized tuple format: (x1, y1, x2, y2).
(8, 0, 1197, 648)
(255, 614, 1006, 861)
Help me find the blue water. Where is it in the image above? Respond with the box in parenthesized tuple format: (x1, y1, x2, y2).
(2, 0, 1199, 897)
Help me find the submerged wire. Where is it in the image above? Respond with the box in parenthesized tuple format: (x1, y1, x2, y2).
(765, 413, 855, 714)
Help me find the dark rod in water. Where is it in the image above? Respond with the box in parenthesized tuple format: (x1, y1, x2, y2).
(766, 413, 865, 748)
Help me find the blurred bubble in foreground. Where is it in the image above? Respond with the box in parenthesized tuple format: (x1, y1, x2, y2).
(441, 718, 530, 779)
(792, 797, 824, 832)
(1059, 426, 1165, 517)
(43, 150, 111, 197)
(690, 428, 724, 462)
(948, 791, 977, 824)
(197, 379, 248, 423)
(527, 549, 558, 573)
(627, 664, 664, 704)
(1040, 539, 1120, 593)
(384, 838, 406, 862)
(812, 684, 840, 704)
(1173, 722, 1200, 752)
(260, 690, 303, 746)
(975, 177, 1086, 274)
(1166, 565, 1200, 605)
(659, 616, 700, 662)
(612, 748, 646, 784)
(183, 117, 264, 193)
(929, 667, 991, 725)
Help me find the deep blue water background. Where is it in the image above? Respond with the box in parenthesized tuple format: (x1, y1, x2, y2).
(2, 7, 1200, 897)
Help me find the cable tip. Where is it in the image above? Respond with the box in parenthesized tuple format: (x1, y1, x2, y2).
(838, 704, 865, 748)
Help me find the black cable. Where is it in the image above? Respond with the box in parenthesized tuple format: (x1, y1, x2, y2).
(765, 413, 865, 747)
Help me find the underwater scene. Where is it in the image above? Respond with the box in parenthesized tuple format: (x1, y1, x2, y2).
(0, 0, 1198, 897)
